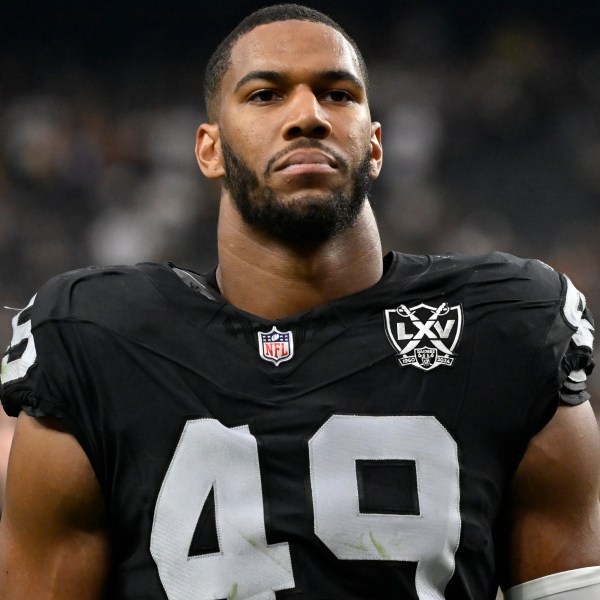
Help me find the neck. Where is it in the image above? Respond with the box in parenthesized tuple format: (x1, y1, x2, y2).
(216, 194, 383, 320)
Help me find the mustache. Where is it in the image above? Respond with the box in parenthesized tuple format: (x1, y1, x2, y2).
(264, 140, 348, 178)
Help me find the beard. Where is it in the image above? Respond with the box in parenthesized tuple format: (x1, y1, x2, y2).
(221, 137, 373, 246)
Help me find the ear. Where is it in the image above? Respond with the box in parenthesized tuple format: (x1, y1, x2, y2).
(196, 123, 225, 179)
(368, 122, 383, 180)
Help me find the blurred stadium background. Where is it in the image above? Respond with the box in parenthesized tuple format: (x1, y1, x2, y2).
(0, 3, 599, 592)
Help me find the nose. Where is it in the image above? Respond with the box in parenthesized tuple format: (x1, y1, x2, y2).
(281, 87, 332, 140)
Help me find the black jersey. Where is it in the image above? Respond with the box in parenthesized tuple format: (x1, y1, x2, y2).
(1, 251, 595, 600)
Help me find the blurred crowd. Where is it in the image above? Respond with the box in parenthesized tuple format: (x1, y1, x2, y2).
(0, 5, 599, 500)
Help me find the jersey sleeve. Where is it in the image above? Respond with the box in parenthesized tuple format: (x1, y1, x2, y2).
(0, 276, 82, 422)
(0, 266, 114, 467)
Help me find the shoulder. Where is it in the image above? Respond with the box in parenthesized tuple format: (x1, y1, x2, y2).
(435, 251, 563, 297)
(0, 263, 174, 417)
(450, 251, 591, 335)
(429, 251, 590, 343)
(28, 262, 171, 328)
(389, 250, 567, 306)
(389, 249, 591, 358)
(424, 251, 594, 404)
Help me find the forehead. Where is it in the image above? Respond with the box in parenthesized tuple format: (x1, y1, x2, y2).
(225, 20, 363, 88)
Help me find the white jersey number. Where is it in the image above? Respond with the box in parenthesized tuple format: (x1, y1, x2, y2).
(150, 420, 294, 600)
(151, 415, 461, 600)
(1, 296, 37, 386)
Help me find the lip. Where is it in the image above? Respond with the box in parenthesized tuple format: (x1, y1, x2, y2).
(273, 150, 338, 174)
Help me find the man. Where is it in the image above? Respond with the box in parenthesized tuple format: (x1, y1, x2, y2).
(0, 4, 598, 599)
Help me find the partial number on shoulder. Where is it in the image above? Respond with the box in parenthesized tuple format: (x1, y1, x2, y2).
(559, 273, 595, 405)
(1, 295, 38, 389)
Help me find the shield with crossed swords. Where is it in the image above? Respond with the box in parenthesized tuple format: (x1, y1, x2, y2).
(383, 302, 464, 371)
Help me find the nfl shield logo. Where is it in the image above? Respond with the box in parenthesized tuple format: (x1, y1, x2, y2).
(258, 326, 294, 366)
(384, 302, 463, 371)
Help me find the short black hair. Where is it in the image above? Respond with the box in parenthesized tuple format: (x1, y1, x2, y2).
(204, 3, 368, 122)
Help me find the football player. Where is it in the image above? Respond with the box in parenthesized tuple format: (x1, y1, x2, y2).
(1, 4, 599, 599)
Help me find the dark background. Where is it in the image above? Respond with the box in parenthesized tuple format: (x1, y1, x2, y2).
(1, 0, 599, 407)
(3, 1, 600, 64)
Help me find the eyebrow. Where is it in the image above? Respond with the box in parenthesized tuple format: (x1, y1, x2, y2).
(233, 69, 365, 93)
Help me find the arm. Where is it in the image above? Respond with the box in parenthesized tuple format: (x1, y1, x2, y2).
(501, 402, 600, 591)
(0, 410, 16, 512)
(0, 413, 110, 599)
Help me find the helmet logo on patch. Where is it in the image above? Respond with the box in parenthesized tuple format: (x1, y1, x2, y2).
(258, 326, 294, 366)
(384, 303, 463, 371)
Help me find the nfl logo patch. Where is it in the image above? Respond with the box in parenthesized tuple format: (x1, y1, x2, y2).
(384, 302, 463, 371)
(257, 326, 294, 366)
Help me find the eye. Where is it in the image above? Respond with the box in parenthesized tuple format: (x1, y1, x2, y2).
(321, 90, 354, 103)
(248, 89, 283, 103)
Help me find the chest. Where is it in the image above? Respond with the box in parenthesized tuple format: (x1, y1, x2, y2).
(90, 309, 538, 599)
